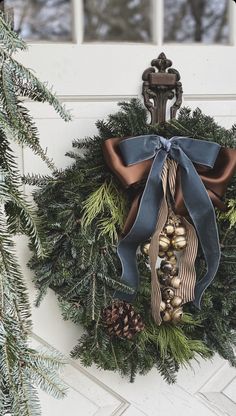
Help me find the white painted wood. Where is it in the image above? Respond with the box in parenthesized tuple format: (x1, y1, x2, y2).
(30, 337, 129, 416)
(12, 0, 236, 414)
(224, 377, 236, 402)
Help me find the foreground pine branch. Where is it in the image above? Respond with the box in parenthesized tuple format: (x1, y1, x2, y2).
(0, 11, 70, 415)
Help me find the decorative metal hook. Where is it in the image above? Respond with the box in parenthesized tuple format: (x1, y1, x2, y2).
(142, 52, 183, 125)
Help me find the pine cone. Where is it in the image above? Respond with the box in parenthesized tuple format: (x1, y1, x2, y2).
(102, 300, 145, 340)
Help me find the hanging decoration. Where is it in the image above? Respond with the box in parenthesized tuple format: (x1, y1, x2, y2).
(103, 134, 236, 325)
(101, 52, 236, 331)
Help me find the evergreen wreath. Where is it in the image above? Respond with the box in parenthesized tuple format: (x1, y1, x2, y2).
(28, 99, 236, 383)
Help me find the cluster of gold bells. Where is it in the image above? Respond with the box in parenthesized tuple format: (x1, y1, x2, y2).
(142, 214, 187, 323)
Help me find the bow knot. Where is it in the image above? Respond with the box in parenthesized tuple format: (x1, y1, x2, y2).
(160, 136, 172, 153)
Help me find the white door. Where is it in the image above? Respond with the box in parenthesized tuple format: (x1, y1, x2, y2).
(9, 0, 236, 415)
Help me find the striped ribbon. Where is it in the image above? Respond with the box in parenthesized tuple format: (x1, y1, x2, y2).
(149, 159, 198, 324)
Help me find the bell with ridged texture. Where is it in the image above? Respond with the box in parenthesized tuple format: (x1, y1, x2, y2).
(172, 235, 187, 251)
(159, 234, 171, 252)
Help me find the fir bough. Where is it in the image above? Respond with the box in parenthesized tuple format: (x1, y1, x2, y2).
(0, 11, 71, 415)
(29, 99, 236, 382)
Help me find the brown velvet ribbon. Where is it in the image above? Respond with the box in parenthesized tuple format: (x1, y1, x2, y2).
(103, 137, 236, 229)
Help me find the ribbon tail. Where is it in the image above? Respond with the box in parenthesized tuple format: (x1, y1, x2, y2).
(167, 159, 198, 304)
(114, 244, 138, 303)
(114, 150, 167, 302)
(172, 147, 221, 309)
(176, 217, 198, 303)
(149, 161, 169, 325)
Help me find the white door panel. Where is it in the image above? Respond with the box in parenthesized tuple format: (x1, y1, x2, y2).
(18, 43, 236, 97)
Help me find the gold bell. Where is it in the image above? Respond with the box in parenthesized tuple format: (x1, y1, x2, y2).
(159, 275, 171, 286)
(170, 277, 181, 289)
(170, 266, 178, 276)
(166, 250, 174, 258)
(172, 235, 187, 251)
(160, 301, 166, 312)
(158, 251, 166, 258)
(174, 226, 186, 236)
(141, 242, 150, 255)
(172, 307, 183, 322)
(161, 261, 173, 273)
(171, 295, 183, 307)
(168, 255, 177, 265)
(159, 235, 171, 252)
(164, 224, 175, 236)
(165, 303, 174, 313)
(162, 311, 172, 322)
(162, 287, 175, 300)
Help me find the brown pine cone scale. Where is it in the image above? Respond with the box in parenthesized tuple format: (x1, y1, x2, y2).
(102, 300, 145, 340)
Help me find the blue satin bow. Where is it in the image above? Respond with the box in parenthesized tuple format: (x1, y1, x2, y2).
(114, 135, 221, 308)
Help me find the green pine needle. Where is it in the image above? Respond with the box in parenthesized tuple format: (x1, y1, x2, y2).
(218, 199, 236, 228)
(152, 324, 210, 366)
(82, 179, 128, 243)
(0, 11, 26, 53)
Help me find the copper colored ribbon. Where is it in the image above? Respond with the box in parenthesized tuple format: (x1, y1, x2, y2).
(103, 138, 236, 216)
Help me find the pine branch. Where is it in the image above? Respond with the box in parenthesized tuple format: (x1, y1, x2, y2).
(219, 199, 236, 228)
(0, 12, 71, 414)
(4, 184, 45, 257)
(8, 53, 71, 122)
(82, 179, 128, 243)
(0, 12, 26, 53)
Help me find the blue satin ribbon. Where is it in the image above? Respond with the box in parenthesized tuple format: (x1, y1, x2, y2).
(114, 135, 221, 308)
